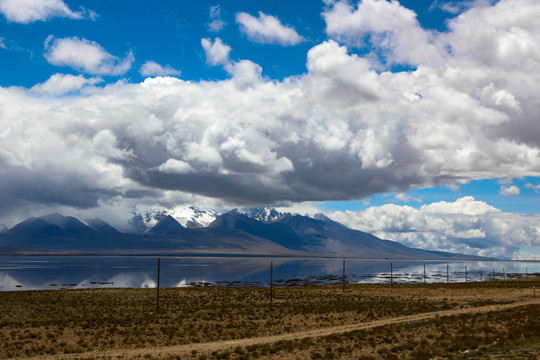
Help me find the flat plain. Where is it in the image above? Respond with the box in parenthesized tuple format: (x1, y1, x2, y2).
(1, 277, 539, 359)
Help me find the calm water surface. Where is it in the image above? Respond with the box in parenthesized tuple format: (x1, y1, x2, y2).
(1, 256, 539, 291)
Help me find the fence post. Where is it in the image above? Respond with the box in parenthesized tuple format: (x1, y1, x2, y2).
(156, 258, 161, 313)
(390, 262, 393, 287)
(465, 265, 468, 283)
(493, 267, 495, 280)
(447, 264, 449, 284)
(342, 260, 346, 293)
(480, 269, 483, 282)
(424, 264, 426, 285)
(270, 261, 273, 304)
(503, 267, 505, 281)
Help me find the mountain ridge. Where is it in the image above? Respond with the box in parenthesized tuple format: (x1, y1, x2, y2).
(0, 211, 488, 260)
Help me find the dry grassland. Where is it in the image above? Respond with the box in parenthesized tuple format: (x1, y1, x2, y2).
(0, 277, 539, 359)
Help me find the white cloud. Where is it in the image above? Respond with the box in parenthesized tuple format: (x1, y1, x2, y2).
(429, 0, 478, 14)
(158, 159, 195, 174)
(208, 5, 225, 32)
(395, 193, 422, 203)
(499, 185, 520, 196)
(44, 36, 134, 76)
(139, 61, 181, 77)
(0, 0, 90, 23)
(236, 11, 304, 46)
(0, 37, 6, 49)
(422, 196, 500, 215)
(201, 37, 231, 66)
(30, 73, 102, 95)
(525, 183, 540, 193)
(328, 197, 540, 259)
(225, 59, 262, 89)
(323, 0, 443, 65)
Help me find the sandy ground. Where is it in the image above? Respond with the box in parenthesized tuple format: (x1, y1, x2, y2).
(21, 297, 540, 360)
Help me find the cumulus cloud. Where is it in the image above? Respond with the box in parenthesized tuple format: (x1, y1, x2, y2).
(1, 0, 540, 246)
(323, 0, 443, 65)
(236, 11, 304, 45)
(201, 37, 231, 66)
(158, 159, 194, 174)
(328, 197, 540, 259)
(0, 0, 93, 23)
(208, 5, 225, 32)
(139, 61, 181, 77)
(30, 73, 103, 95)
(44, 36, 134, 75)
(422, 196, 500, 215)
(499, 185, 520, 196)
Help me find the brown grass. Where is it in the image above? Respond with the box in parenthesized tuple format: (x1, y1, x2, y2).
(0, 277, 538, 359)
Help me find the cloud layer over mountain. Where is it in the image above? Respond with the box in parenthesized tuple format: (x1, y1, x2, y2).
(1, 0, 540, 258)
(326, 196, 540, 259)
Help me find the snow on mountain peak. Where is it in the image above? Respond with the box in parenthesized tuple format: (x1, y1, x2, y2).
(129, 206, 219, 232)
(243, 207, 283, 223)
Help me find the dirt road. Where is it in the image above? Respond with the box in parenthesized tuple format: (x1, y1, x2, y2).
(24, 298, 540, 359)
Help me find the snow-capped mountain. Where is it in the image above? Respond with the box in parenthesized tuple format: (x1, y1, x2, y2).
(0, 211, 487, 260)
(242, 207, 283, 222)
(173, 206, 219, 228)
(129, 206, 219, 232)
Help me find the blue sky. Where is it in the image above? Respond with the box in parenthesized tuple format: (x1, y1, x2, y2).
(0, 0, 465, 86)
(1, 0, 540, 259)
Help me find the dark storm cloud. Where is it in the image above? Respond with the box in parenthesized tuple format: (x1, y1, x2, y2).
(0, 164, 118, 214)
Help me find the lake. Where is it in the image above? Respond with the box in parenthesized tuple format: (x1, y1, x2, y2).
(1, 256, 539, 291)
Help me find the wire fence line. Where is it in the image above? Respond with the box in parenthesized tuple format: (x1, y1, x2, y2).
(2, 256, 539, 291)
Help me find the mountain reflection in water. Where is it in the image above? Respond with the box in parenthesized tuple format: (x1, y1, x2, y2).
(1, 256, 539, 291)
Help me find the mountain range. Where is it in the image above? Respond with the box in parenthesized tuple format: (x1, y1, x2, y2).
(0, 210, 485, 260)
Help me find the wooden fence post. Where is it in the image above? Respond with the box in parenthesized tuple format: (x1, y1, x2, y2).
(342, 260, 346, 293)
(270, 261, 273, 304)
(156, 258, 161, 313)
